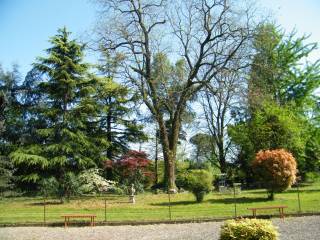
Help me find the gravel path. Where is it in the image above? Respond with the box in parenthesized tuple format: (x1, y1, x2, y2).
(0, 216, 319, 240)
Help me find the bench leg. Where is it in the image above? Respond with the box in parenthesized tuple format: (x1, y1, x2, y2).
(281, 208, 285, 220)
(64, 216, 67, 228)
(253, 210, 256, 218)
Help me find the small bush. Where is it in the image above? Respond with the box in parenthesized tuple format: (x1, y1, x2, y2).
(39, 177, 60, 197)
(305, 172, 320, 183)
(180, 169, 213, 202)
(219, 218, 278, 240)
(252, 149, 297, 200)
(39, 172, 80, 202)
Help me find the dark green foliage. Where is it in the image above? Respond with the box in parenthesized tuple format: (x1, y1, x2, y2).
(92, 75, 146, 161)
(0, 65, 23, 195)
(39, 173, 80, 201)
(0, 155, 14, 196)
(249, 24, 320, 109)
(230, 23, 320, 180)
(189, 133, 215, 166)
(178, 169, 213, 202)
(95, 51, 147, 179)
(10, 28, 108, 199)
(229, 101, 307, 170)
(304, 127, 320, 173)
(0, 91, 5, 131)
(39, 177, 60, 198)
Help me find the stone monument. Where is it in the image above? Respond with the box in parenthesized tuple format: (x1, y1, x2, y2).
(129, 183, 136, 204)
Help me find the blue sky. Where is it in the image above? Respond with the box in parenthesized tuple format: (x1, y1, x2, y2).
(0, 0, 97, 76)
(1, 0, 320, 78)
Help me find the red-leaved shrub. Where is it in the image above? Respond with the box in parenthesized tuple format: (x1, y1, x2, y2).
(105, 150, 154, 192)
(252, 149, 297, 200)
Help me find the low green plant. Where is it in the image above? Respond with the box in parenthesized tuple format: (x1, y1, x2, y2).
(219, 218, 278, 240)
(179, 169, 213, 202)
(305, 172, 320, 183)
(39, 173, 80, 202)
(39, 177, 60, 197)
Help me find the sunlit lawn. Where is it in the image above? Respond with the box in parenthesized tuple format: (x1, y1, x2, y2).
(0, 182, 319, 224)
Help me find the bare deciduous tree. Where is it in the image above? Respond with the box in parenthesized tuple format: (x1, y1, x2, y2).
(200, 66, 246, 173)
(95, 0, 252, 191)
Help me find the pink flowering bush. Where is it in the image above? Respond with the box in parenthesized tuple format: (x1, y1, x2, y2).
(252, 149, 297, 200)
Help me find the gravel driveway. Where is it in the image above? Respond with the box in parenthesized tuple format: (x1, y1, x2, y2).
(0, 216, 319, 240)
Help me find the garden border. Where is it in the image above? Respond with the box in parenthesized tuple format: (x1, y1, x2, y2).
(1, 212, 320, 227)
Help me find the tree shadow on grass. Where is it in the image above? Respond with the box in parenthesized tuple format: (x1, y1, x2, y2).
(247, 188, 320, 195)
(29, 201, 63, 206)
(207, 197, 270, 204)
(151, 200, 198, 206)
(283, 188, 320, 194)
(150, 196, 270, 206)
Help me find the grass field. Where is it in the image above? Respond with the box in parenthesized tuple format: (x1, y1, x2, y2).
(0, 182, 320, 224)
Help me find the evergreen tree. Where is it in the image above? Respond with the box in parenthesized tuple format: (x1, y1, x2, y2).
(230, 23, 320, 179)
(10, 28, 108, 199)
(0, 65, 24, 195)
(249, 23, 320, 111)
(95, 51, 146, 161)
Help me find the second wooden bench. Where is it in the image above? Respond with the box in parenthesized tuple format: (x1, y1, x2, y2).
(61, 214, 96, 227)
(247, 206, 287, 219)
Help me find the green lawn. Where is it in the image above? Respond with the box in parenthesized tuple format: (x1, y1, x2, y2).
(0, 182, 320, 224)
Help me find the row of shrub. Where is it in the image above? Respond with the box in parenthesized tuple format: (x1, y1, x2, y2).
(14, 148, 300, 204)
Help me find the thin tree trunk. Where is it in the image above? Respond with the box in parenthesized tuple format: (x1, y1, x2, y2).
(154, 132, 158, 185)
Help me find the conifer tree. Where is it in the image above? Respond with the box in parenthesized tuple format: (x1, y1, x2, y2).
(0, 65, 22, 195)
(10, 28, 108, 199)
(93, 76, 146, 161)
(96, 50, 146, 154)
(94, 51, 147, 178)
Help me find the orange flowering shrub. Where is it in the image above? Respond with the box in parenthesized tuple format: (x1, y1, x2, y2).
(252, 149, 297, 199)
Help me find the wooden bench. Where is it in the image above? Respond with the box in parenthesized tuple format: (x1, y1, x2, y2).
(248, 206, 288, 219)
(61, 214, 96, 227)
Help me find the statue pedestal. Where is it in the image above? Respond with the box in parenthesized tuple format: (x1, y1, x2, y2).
(129, 195, 135, 204)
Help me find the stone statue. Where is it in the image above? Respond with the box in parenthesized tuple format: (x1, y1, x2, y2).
(129, 183, 135, 204)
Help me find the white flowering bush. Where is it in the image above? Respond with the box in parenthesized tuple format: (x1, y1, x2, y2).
(78, 169, 118, 194)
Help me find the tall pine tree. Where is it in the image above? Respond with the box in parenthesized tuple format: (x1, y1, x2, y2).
(0, 65, 23, 195)
(93, 51, 146, 179)
(10, 28, 108, 198)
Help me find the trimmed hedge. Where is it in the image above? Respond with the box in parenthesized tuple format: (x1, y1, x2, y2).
(219, 218, 278, 240)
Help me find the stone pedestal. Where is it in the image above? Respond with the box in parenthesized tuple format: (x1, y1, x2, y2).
(129, 184, 136, 204)
(129, 195, 135, 204)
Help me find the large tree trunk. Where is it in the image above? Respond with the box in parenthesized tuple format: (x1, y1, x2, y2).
(167, 152, 176, 193)
(157, 116, 178, 192)
(162, 149, 176, 192)
(217, 140, 227, 173)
